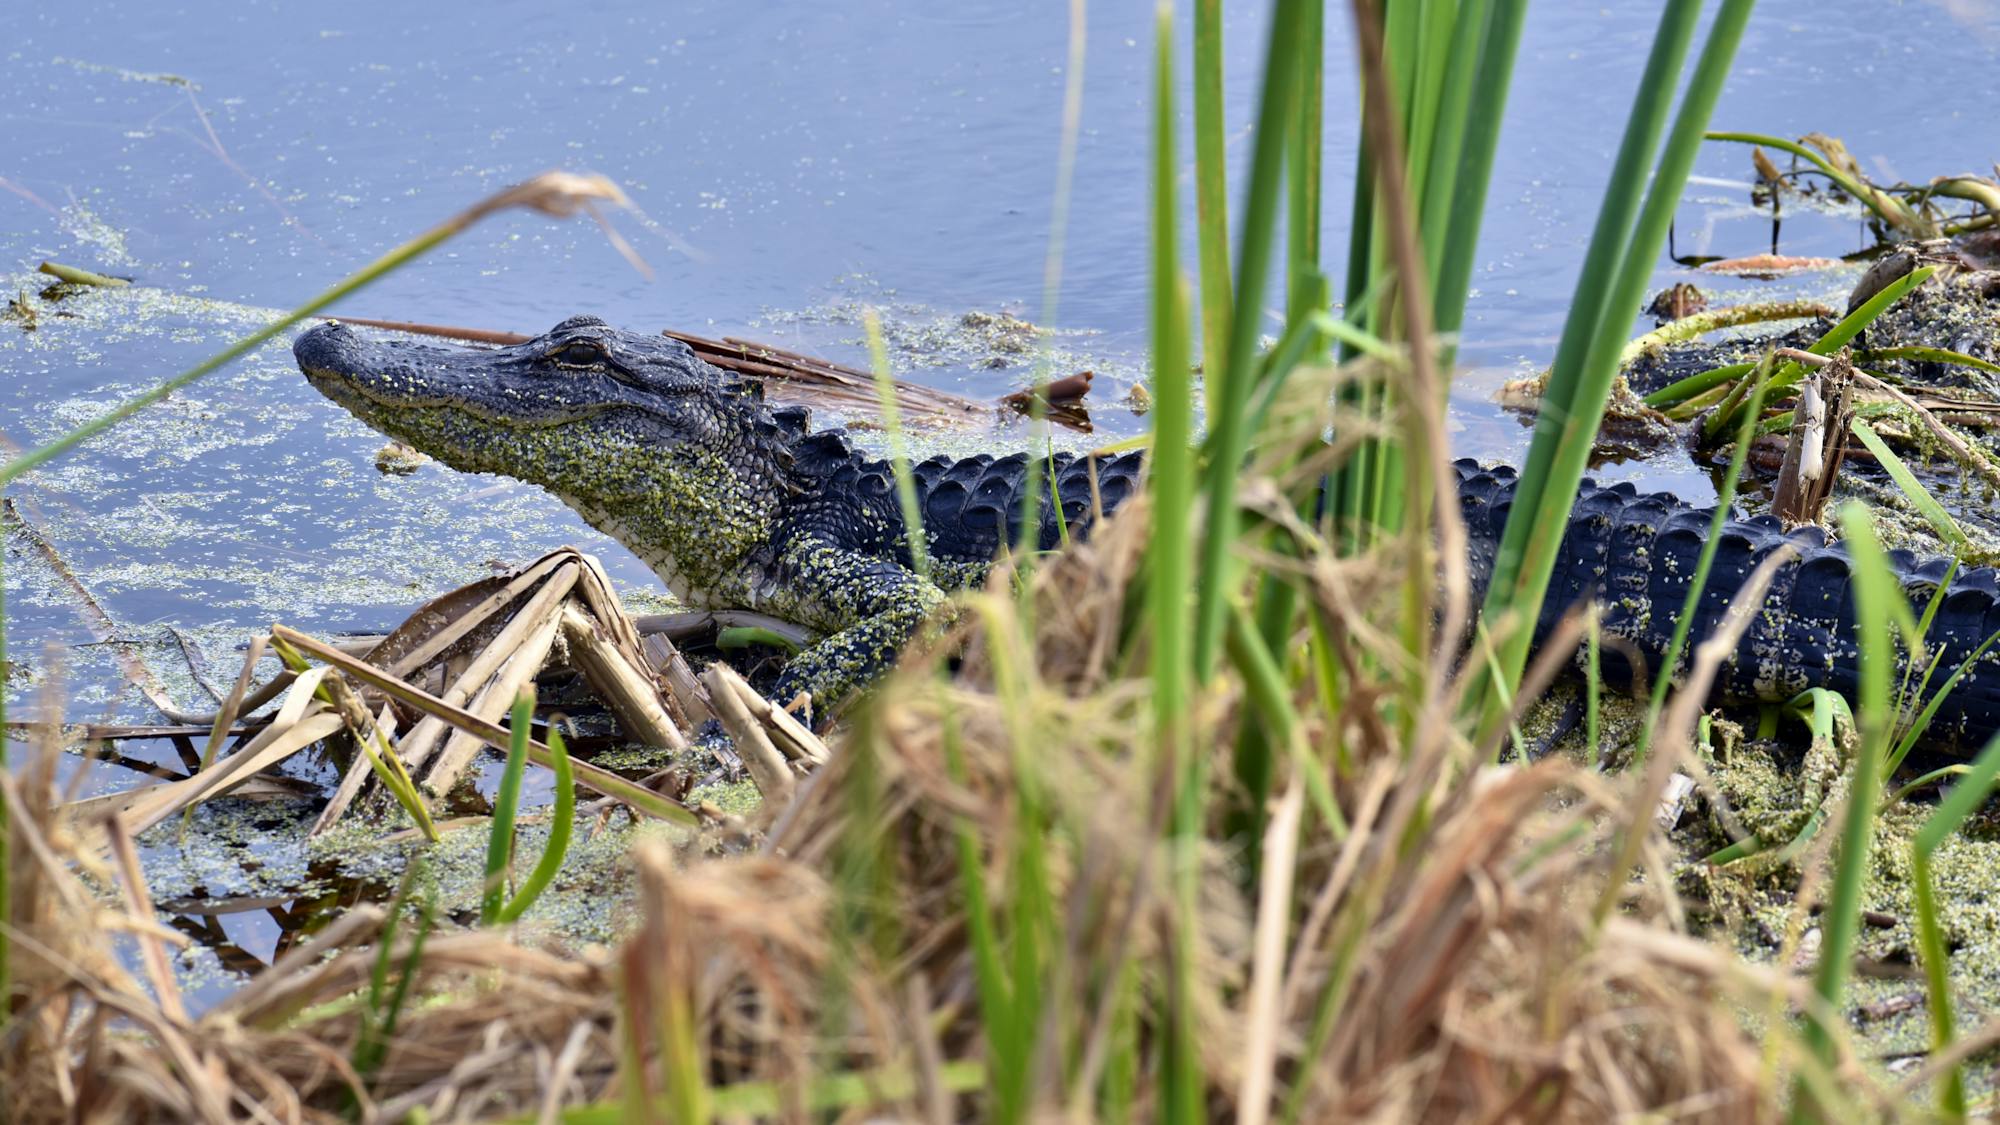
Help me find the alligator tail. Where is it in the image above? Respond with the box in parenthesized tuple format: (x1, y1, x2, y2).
(1453, 458, 2000, 752)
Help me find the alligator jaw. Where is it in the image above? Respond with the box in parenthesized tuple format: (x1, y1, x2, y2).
(294, 317, 799, 613)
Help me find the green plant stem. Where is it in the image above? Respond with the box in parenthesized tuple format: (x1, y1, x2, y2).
(3, 223, 464, 490)
(1155, 7, 1207, 1120)
(482, 690, 536, 926)
(1192, 0, 1307, 679)
(496, 725, 575, 924)
(1910, 733, 2000, 1122)
(715, 626, 804, 654)
(1192, 0, 1231, 403)
(1706, 131, 1934, 235)
(0, 553, 8, 1015)
(863, 310, 930, 579)
(1433, 0, 1528, 344)
(1795, 507, 1895, 1120)
(1477, 0, 1705, 610)
(1479, 0, 1755, 733)
(1704, 265, 1935, 441)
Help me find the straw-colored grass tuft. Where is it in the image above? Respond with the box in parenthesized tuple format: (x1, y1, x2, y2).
(3, 445, 1895, 1122)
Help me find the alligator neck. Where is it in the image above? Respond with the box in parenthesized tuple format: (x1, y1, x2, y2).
(556, 441, 787, 608)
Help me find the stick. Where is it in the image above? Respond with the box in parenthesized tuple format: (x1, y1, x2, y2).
(38, 260, 130, 288)
(560, 605, 686, 751)
(272, 625, 695, 824)
(703, 664, 795, 814)
(421, 605, 566, 795)
(709, 666, 828, 767)
(394, 562, 580, 780)
(106, 816, 190, 1025)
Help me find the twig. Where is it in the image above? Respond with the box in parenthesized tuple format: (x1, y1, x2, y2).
(1778, 347, 2000, 490)
(394, 562, 580, 785)
(177, 86, 320, 246)
(382, 553, 568, 678)
(1849, 369, 2000, 491)
(4, 495, 192, 721)
(418, 572, 575, 795)
(106, 816, 189, 1025)
(180, 634, 270, 842)
(559, 605, 687, 751)
(0, 176, 62, 216)
(164, 625, 227, 704)
(37, 261, 129, 288)
(273, 625, 696, 824)
(707, 665, 828, 767)
(702, 664, 796, 815)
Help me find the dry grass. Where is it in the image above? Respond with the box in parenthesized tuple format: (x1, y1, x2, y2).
(0, 433, 1910, 1122)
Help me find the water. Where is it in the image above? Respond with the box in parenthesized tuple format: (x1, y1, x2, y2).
(3, 0, 1998, 999)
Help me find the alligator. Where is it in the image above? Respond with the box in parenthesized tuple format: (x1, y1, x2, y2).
(295, 316, 2000, 749)
(296, 316, 1142, 713)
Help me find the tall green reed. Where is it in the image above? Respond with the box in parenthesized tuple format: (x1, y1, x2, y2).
(1795, 505, 1896, 1119)
(1471, 0, 1755, 733)
(1911, 732, 2000, 1121)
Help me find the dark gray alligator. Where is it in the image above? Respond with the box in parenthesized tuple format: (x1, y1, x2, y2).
(295, 316, 2000, 747)
(296, 316, 1142, 711)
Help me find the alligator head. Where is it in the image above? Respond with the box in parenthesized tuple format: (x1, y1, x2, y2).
(294, 315, 800, 604)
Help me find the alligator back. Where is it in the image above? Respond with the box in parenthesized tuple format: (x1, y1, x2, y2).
(782, 429, 1145, 574)
(910, 449, 1145, 563)
(1455, 459, 2000, 751)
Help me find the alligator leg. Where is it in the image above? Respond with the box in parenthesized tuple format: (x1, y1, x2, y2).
(766, 533, 951, 718)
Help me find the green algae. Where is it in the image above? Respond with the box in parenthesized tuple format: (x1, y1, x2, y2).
(1522, 684, 2000, 1096)
(686, 778, 761, 817)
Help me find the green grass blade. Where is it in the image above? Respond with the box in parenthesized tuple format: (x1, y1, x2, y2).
(863, 310, 930, 578)
(271, 636, 439, 842)
(1849, 418, 1969, 554)
(1705, 265, 1936, 441)
(1149, 0, 1194, 764)
(1795, 505, 1897, 1119)
(1705, 131, 1932, 234)
(1482, 0, 1756, 726)
(1586, 607, 1602, 768)
(1909, 730, 2000, 1119)
(1636, 358, 1771, 761)
(1890, 627, 2000, 778)
(1643, 361, 1759, 410)
(481, 689, 535, 926)
(1192, 0, 1231, 404)
(1432, 0, 1529, 342)
(353, 865, 412, 1082)
(1476, 0, 1706, 618)
(1285, 0, 1323, 328)
(496, 724, 576, 925)
(353, 868, 436, 1085)
(1858, 345, 2000, 378)
(1192, 0, 1307, 677)
(1417, 0, 1492, 281)
(1156, 10, 1205, 1120)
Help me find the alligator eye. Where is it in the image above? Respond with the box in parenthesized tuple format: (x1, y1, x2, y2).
(551, 341, 607, 367)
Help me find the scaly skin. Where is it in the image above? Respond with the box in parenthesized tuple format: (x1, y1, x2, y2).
(1456, 459, 2000, 752)
(294, 316, 1141, 711)
(296, 317, 2000, 749)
